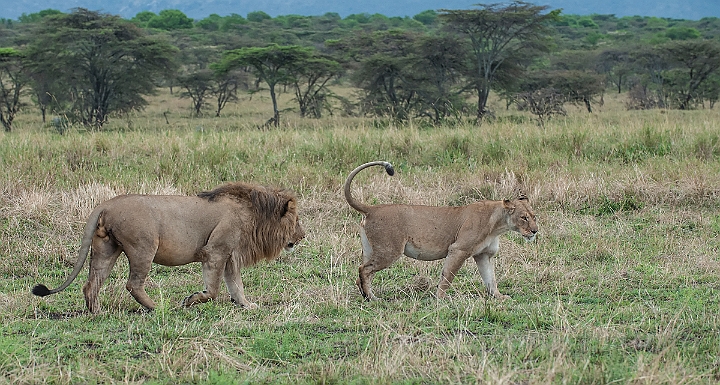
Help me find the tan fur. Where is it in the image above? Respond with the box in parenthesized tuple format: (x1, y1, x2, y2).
(344, 161, 538, 301)
(32, 182, 305, 313)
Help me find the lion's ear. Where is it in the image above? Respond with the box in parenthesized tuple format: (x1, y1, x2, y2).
(503, 199, 516, 213)
(281, 198, 297, 217)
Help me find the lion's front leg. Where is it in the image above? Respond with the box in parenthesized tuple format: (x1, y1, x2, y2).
(472, 252, 510, 301)
(182, 250, 226, 308)
(223, 258, 258, 310)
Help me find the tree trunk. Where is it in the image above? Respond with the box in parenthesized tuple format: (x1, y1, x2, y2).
(269, 84, 280, 127)
(476, 84, 490, 121)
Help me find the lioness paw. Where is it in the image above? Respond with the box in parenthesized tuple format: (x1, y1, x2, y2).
(241, 302, 258, 310)
(495, 293, 511, 301)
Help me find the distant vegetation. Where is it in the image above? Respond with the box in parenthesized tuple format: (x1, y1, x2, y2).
(0, 2, 719, 131)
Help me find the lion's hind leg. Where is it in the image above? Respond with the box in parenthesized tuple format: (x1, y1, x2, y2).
(83, 236, 122, 313)
(123, 243, 159, 311)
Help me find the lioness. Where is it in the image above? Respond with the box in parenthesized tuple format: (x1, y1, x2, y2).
(32, 182, 305, 313)
(344, 161, 537, 301)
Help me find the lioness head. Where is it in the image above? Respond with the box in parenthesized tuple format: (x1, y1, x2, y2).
(503, 196, 538, 242)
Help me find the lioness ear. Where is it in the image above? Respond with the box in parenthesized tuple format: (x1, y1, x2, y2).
(516, 188, 528, 201)
(503, 199, 515, 213)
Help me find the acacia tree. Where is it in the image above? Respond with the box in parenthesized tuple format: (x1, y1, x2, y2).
(328, 30, 415, 121)
(551, 70, 605, 112)
(213, 69, 246, 117)
(146, 9, 193, 30)
(0, 47, 27, 132)
(24, 9, 178, 128)
(289, 56, 341, 118)
(411, 34, 468, 123)
(214, 44, 314, 127)
(440, 1, 559, 121)
(629, 46, 671, 109)
(177, 69, 214, 117)
(330, 30, 468, 123)
(662, 40, 720, 110)
(597, 48, 633, 94)
(516, 87, 565, 128)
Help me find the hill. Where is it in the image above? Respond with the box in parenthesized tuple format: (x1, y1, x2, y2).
(3, 0, 720, 21)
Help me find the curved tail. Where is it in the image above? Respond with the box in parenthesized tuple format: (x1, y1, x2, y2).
(343, 161, 394, 214)
(32, 208, 103, 297)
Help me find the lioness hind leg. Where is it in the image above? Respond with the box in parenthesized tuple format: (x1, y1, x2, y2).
(83, 237, 122, 313)
(357, 255, 402, 301)
(437, 246, 470, 300)
(357, 264, 377, 301)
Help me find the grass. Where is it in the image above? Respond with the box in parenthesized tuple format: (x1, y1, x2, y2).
(1, 90, 720, 383)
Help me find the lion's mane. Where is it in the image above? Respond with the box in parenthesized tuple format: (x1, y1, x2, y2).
(198, 182, 300, 267)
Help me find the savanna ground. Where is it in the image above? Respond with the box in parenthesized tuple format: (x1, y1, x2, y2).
(1, 89, 720, 384)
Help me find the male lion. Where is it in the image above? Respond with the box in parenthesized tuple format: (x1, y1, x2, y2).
(32, 182, 305, 313)
(344, 161, 538, 301)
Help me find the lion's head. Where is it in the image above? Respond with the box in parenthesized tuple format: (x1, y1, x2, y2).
(198, 182, 306, 263)
(503, 196, 538, 242)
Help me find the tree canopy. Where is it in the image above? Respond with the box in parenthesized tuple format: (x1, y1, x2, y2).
(23, 9, 178, 128)
(440, 1, 560, 120)
(215, 44, 315, 126)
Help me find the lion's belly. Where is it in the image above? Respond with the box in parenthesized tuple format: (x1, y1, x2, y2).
(154, 231, 212, 265)
(403, 242, 447, 261)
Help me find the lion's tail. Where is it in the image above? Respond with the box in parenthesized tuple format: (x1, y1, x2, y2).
(32, 207, 103, 297)
(343, 161, 394, 214)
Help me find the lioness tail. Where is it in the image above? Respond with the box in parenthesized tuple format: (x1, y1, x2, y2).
(343, 161, 394, 214)
(32, 207, 103, 298)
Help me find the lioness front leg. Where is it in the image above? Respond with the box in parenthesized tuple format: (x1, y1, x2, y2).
(473, 252, 510, 300)
(224, 258, 257, 309)
(436, 245, 471, 300)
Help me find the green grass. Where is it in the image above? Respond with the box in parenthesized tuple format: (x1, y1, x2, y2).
(1, 92, 720, 383)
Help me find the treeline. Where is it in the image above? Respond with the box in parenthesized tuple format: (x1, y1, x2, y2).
(0, 3, 719, 131)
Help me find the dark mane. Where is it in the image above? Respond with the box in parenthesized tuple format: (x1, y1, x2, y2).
(198, 182, 297, 219)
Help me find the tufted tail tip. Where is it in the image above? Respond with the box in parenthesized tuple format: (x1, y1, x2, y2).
(32, 284, 51, 297)
(384, 162, 395, 176)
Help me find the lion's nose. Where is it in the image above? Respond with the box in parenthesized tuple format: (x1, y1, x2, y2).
(531, 229, 537, 234)
(287, 243, 295, 248)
